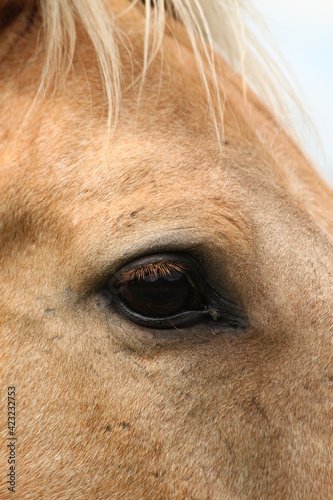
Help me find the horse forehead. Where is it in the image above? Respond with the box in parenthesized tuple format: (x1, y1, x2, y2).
(76, 9, 231, 139)
(35, 134, 243, 223)
(0, 2, 248, 181)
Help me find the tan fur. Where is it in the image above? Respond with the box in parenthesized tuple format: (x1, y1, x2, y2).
(0, 1, 332, 499)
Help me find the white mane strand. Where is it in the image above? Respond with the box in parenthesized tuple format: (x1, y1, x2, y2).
(38, 0, 305, 139)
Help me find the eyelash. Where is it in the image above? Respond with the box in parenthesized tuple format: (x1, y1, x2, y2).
(114, 261, 188, 286)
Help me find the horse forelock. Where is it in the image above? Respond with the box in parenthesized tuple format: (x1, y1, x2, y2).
(2, 0, 308, 143)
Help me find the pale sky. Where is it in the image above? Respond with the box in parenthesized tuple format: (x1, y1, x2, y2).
(257, 0, 333, 184)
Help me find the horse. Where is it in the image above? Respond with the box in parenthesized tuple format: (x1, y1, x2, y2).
(0, 1, 332, 498)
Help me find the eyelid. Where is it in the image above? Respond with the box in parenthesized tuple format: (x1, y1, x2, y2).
(113, 301, 211, 329)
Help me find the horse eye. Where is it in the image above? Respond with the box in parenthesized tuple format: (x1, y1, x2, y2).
(108, 254, 212, 329)
(106, 253, 248, 330)
(117, 269, 203, 317)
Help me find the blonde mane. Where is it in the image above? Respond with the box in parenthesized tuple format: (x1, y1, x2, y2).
(38, 0, 305, 139)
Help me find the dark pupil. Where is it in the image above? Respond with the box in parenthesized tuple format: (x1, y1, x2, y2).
(118, 271, 196, 318)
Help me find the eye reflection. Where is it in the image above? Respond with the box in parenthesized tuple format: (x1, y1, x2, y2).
(115, 262, 204, 318)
